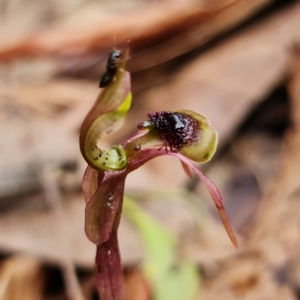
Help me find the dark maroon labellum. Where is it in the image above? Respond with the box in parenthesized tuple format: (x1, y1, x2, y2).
(147, 111, 199, 152)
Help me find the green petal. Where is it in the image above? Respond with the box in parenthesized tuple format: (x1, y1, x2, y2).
(79, 48, 131, 171)
(123, 197, 199, 300)
(176, 110, 218, 163)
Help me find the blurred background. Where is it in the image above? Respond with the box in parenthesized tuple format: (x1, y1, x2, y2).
(1, 0, 300, 299)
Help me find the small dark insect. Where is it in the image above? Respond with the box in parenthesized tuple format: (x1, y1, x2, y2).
(99, 50, 122, 88)
(146, 111, 199, 152)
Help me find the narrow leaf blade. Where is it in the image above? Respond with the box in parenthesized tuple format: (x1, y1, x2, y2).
(123, 197, 199, 300)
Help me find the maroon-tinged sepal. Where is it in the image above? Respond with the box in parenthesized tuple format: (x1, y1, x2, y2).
(85, 170, 126, 244)
(95, 230, 125, 300)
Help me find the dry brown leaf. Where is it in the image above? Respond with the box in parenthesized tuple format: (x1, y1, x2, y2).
(129, 0, 274, 70)
(201, 253, 296, 300)
(0, 193, 145, 268)
(0, 80, 97, 199)
(123, 2, 300, 191)
(142, 2, 300, 147)
(0, 255, 43, 300)
(125, 270, 150, 300)
(198, 33, 300, 300)
(0, 0, 273, 66)
(249, 46, 300, 261)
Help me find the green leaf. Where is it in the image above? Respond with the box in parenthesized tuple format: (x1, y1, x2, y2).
(154, 260, 199, 300)
(123, 196, 199, 300)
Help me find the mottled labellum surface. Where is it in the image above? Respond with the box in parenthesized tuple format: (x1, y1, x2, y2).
(136, 110, 218, 163)
(146, 111, 200, 152)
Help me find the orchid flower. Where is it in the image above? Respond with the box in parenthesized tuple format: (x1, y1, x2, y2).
(79, 47, 237, 300)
